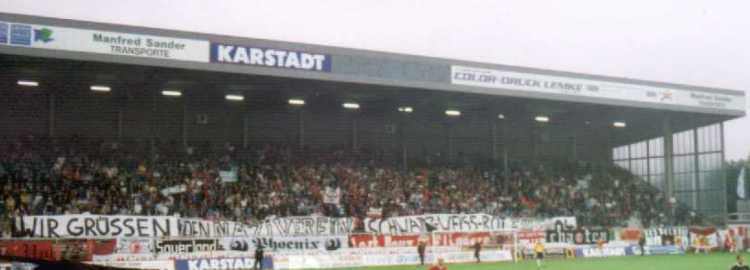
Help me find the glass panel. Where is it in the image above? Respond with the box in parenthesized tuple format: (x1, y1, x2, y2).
(632, 141, 647, 158)
(699, 153, 722, 171)
(613, 145, 629, 161)
(699, 170, 722, 189)
(675, 173, 695, 192)
(698, 191, 722, 213)
(697, 124, 721, 153)
(673, 130, 695, 155)
(615, 160, 629, 170)
(649, 157, 664, 175)
(649, 137, 664, 156)
(651, 174, 665, 191)
(675, 191, 697, 209)
(637, 159, 649, 176)
(674, 155, 695, 173)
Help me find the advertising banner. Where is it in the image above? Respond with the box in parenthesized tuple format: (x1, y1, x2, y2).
(114, 238, 155, 255)
(643, 227, 689, 247)
(281, 247, 512, 269)
(631, 245, 685, 255)
(349, 234, 423, 248)
(517, 230, 546, 246)
(451, 65, 745, 112)
(0, 21, 209, 62)
(87, 260, 174, 270)
(210, 43, 331, 72)
(617, 228, 643, 242)
(174, 257, 268, 270)
(0, 239, 116, 262)
(574, 246, 631, 258)
(223, 236, 348, 252)
(155, 239, 222, 254)
(0, 240, 57, 261)
(545, 221, 610, 245)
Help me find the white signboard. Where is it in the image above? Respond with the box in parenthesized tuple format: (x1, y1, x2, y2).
(0, 21, 209, 62)
(451, 65, 745, 112)
(222, 235, 348, 252)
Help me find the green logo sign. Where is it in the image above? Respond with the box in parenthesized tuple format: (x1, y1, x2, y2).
(34, 28, 54, 43)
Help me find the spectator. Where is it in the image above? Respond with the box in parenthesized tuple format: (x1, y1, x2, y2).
(0, 135, 677, 231)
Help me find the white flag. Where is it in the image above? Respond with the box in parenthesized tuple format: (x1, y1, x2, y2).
(738, 167, 747, 199)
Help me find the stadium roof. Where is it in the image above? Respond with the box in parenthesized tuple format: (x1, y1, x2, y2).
(0, 12, 745, 148)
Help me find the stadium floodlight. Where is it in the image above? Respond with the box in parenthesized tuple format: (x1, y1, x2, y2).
(17, 80, 39, 87)
(535, 115, 549, 123)
(497, 114, 505, 119)
(445, 110, 461, 117)
(90, 85, 111, 92)
(225, 94, 245, 101)
(613, 121, 627, 128)
(288, 99, 305, 106)
(343, 102, 360, 110)
(161, 90, 182, 97)
(398, 106, 413, 113)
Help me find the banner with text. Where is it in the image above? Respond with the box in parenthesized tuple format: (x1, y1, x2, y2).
(178, 216, 355, 238)
(451, 65, 745, 112)
(17, 215, 179, 239)
(0, 21, 209, 62)
(363, 214, 575, 234)
(222, 235, 348, 252)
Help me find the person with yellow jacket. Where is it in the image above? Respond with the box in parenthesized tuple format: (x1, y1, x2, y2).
(534, 241, 545, 268)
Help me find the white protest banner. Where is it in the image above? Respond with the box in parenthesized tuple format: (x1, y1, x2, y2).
(515, 216, 577, 230)
(250, 216, 355, 237)
(178, 216, 355, 238)
(322, 187, 340, 205)
(178, 219, 251, 238)
(219, 168, 238, 183)
(17, 215, 179, 239)
(161, 184, 187, 196)
(363, 214, 576, 234)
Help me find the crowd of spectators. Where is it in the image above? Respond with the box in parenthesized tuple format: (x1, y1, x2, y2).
(0, 135, 696, 235)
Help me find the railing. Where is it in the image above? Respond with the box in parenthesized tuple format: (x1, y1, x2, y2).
(727, 212, 750, 223)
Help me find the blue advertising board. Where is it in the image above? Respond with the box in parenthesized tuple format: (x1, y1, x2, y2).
(211, 43, 331, 72)
(0, 22, 8, 44)
(175, 256, 273, 270)
(9, 23, 32, 45)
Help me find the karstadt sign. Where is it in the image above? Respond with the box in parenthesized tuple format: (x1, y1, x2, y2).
(210, 43, 331, 72)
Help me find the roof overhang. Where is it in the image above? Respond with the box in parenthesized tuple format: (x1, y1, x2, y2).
(0, 12, 745, 122)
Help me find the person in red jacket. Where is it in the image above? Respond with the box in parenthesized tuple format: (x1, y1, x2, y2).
(429, 258, 447, 270)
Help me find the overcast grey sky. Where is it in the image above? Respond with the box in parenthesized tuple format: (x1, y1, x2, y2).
(3, 0, 749, 159)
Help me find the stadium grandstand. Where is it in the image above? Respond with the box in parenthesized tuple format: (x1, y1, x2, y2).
(0, 12, 747, 270)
